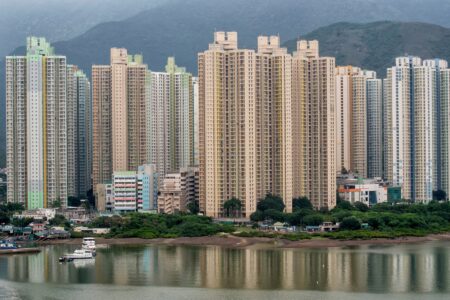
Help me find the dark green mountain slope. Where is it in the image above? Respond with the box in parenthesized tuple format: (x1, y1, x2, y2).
(284, 21, 450, 76)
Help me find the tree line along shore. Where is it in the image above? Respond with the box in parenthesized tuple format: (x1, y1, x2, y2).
(2, 197, 450, 243)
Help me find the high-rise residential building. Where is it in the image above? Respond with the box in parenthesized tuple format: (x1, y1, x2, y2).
(111, 48, 129, 172)
(256, 35, 293, 212)
(92, 65, 112, 192)
(440, 64, 450, 195)
(193, 77, 199, 166)
(127, 54, 147, 171)
(6, 37, 69, 209)
(92, 49, 148, 192)
(67, 66, 92, 198)
(335, 66, 367, 177)
(198, 32, 294, 218)
(335, 66, 356, 174)
(384, 57, 435, 202)
(147, 57, 195, 180)
(365, 71, 383, 178)
(423, 59, 450, 195)
(292, 40, 336, 209)
(157, 167, 199, 214)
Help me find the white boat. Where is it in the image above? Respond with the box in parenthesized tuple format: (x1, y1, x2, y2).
(59, 249, 94, 262)
(82, 237, 96, 251)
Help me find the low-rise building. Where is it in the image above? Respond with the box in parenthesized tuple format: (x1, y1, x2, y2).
(112, 164, 159, 213)
(14, 209, 56, 221)
(113, 171, 137, 212)
(96, 183, 113, 212)
(158, 167, 199, 214)
(137, 165, 158, 212)
(30, 222, 45, 233)
(337, 173, 389, 206)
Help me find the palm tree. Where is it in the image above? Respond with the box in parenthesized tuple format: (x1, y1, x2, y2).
(223, 198, 242, 218)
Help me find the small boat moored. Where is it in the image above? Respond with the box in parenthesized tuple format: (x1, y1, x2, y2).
(0, 240, 41, 255)
(59, 249, 94, 262)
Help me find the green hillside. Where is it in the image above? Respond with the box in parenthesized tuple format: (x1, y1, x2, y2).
(285, 21, 450, 76)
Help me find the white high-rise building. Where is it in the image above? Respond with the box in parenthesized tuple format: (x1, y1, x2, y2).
(440, 65, 450, 195)
(385, 57, 435, 202)
(147, 57, 195, 180)
(365, 70, 383, 178)
(6, 37, 69, 208)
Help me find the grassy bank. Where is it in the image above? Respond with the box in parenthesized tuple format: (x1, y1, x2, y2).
(233, 226, 450, 241)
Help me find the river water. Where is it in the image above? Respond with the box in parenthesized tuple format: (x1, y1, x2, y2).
(0, 241, 449, 299)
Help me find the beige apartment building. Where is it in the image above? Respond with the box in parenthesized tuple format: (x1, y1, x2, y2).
(198, 32, 295, 218)
(158, 167, 199, 214)
(335, 66, 367, 177)
(92, 65, 113, 190)
(292, 40, 336, 210)
(92, 49, 148, 191)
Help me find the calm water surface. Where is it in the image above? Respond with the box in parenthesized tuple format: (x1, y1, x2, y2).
(0, 241, 449, 299)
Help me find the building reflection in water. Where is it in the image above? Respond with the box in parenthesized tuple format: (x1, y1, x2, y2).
(0, 242, 448, 293)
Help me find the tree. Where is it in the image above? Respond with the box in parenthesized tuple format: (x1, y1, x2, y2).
(49, 214, 69, 227)
(292, 197, 313, 211)
(81, 200, 91, 210)
(68, 196, 81, 207)
(336, 199, 355, 210)
(354, 201, 369, 212)
(0, 212, 10, 224)
(223, 197, 242, 218)
(51, 199, 62, 208)
(11, 217, 33, 227)
(187, 201, 199, 214)
(250, 210, 264, 222)
(340, 216, 362, 230)
(263, 209, 285, 222)
(332, 210, 352, 222)
(433, 190, 447, 201)
(303, 214, 324, 226)
(286, 209, 313, 226)
(0, 203, 24, 214)
(367, 216, 383, 230)
(256, 194, 285, 212)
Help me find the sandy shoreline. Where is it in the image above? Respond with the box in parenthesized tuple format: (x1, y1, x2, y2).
(35, 233, 450, 249)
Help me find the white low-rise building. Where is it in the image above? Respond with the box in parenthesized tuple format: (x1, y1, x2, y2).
(337, 174, 388, 206)
(14, 208, 56, 220)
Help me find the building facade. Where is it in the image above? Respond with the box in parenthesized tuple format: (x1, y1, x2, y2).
(92, 65, 112, 191)
(384, 57, 435, 202)
(111, 165, 158, 213)
(137, 164, 159, 211)
(112, 171, 137, 212)
(157, 167, 199, 214)
(92, 49, 148, 191)
(198, 32, 294, 218)
(147, 57, 195, 180)
(335, 66, 367, 177)
(365, 71, 383, 178)
(67, 66, 92, 198)
(6, 37, 71, 208)
(292, 40, 336, 209)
